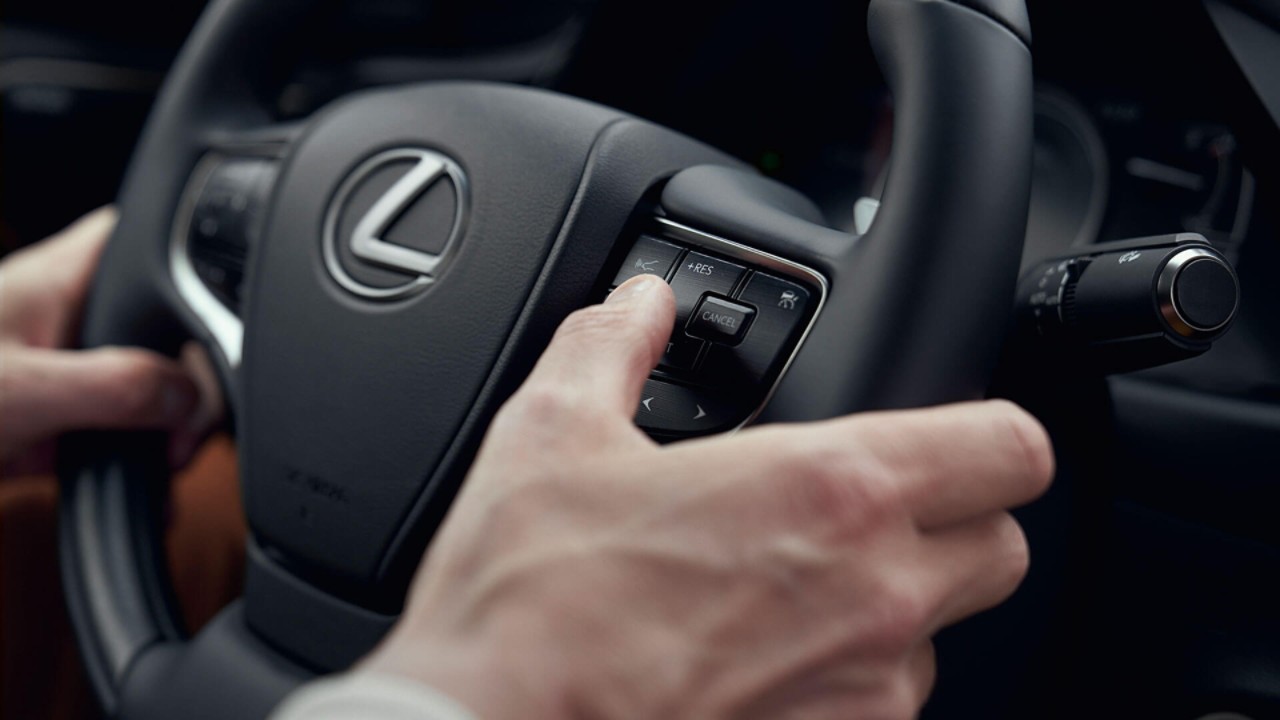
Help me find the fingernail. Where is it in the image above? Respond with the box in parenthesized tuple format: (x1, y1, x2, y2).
(607, 275, 662, 304)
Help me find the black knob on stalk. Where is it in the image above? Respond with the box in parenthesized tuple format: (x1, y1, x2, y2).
(1156, 248, 1238, 339)
(1015, 234, 1239, 374)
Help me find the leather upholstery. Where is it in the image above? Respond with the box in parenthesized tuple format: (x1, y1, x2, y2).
(0, 437, 244, 719)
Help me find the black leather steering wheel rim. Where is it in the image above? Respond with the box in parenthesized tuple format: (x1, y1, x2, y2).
(59, 1, 1033, 717)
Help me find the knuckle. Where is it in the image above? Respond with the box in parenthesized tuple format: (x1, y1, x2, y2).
(498, 382, 613, 440)
(788, 445, 857, 518)
(860, 577, 930, 657)
(991, 513, 1032, 589)
(482, 478, 561, 537)
(99, 349, 165, 416)
(883, 672, 927, 720)
(910, 642, 939, 707)
(990, 400, 1055, 496)
(789, 443, 902, 533)
(501, 383, 579, 430)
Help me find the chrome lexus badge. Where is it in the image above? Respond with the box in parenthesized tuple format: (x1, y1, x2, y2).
(322, 148, 468, 300)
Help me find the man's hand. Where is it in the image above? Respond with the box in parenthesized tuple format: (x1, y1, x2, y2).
(362, 275, 1054, 720)
(0, 208, 219, 476)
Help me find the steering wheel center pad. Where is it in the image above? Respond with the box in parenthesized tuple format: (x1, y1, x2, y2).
(245, 84, 621, 591)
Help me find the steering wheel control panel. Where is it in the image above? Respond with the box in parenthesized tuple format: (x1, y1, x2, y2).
(179, 156, 280, 315)
(608, 219, 826, 441)
(1013, 233, 1239, 375)
(169, 153, 285, 368)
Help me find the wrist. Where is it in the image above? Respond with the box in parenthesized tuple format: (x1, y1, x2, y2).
(361, 618, 575, 720)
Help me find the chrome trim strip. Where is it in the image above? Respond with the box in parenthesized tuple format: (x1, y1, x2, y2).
(853, 197, 880, 236)
(653, 217, 830, 433)
(169, 154, 245, 367)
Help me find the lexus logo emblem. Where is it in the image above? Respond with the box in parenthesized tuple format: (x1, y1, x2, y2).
(323, 148, 468, 300)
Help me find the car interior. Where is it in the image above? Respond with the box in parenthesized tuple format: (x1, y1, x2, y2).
(2, 0, 1278, 718)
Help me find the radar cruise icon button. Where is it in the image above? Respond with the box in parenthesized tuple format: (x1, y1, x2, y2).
(611, 235, 684, 287)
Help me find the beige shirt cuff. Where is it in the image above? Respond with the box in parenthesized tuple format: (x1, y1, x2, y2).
(270, 672, 479, 720)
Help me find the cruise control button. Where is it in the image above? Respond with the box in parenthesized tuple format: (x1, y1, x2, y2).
(612, 236, 685, 286)
(635, 379, 742, 436)
(703, 273, 811, 386)
(687, 296, 755, 346)
(668, 251, 747, 325)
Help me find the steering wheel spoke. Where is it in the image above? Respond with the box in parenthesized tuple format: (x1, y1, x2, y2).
(170, 124, 296, 373)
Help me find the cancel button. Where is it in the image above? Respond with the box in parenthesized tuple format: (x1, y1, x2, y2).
(687, 295, 756, 346)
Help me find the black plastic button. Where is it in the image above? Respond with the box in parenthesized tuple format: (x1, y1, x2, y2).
(1173, 257, 1237, 331)
(660, 336, 704, 371)
(612, 236, 685, 287)
(634, 379, 742, 436)
(702, 273, 811, 386)
(687, 296, 755, 346)
(668, 252, 747, 325)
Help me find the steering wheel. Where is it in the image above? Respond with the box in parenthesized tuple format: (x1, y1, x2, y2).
(59, 0, 1033, 717)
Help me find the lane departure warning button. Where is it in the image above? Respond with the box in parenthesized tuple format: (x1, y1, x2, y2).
(612, 236, 684, 286)
(687, 296, 755, 346)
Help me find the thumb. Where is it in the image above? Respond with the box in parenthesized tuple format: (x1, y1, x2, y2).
(514, 275, 675, 423)
(0, 345, 198, 456)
